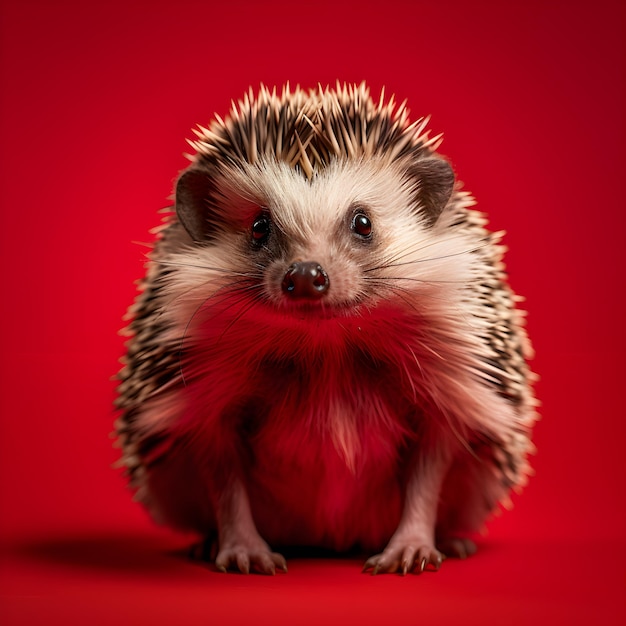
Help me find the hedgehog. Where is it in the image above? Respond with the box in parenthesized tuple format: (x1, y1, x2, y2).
(115, 82, 538, 575)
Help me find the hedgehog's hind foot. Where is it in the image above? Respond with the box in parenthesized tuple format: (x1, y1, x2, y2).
(189, 534, 217, 563)
(436, 536, 477, 559)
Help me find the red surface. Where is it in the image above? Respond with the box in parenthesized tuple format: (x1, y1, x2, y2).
(0, 0, 624, 623)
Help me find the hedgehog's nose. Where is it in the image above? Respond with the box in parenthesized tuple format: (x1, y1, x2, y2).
(281, 261, 330, 299)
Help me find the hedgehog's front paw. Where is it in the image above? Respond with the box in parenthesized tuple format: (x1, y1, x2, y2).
(363, 539, 444, 575)
(215, 535, 287, 575)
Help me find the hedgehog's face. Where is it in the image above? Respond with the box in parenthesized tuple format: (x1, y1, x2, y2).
(174, 156, 454, 316)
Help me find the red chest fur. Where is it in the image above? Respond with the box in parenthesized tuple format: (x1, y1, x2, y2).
(180, 315, 417, 550)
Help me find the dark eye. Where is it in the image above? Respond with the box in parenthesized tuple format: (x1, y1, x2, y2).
(352, 212, 372, 239)
(251, 214, 270, 246)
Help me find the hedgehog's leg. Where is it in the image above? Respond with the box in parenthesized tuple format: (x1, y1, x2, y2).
(211, 476, 287, 575)
(363, 442, 450, 575)
(139, 428, 286, 575)
(435, 437, 518, 559)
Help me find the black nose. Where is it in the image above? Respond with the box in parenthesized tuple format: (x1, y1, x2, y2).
(281, 262, 330, 299)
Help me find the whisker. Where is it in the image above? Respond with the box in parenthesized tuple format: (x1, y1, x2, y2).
(214, 288, 267, 346)
(365, 238, 491, 273)
(363, 281, 422, 314)
(363, 279, 466, 313)
(157, 259, 256, 279)
(172, 276, 264, 386)
(363, 279, 476, 311)
(211, 283, 266, 320)
(177, 294, 213, 387)
(365, 275, 471, 285)
(151, 276, 227, 324)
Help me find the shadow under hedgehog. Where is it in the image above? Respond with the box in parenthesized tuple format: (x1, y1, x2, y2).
(115, 82, 538, 575)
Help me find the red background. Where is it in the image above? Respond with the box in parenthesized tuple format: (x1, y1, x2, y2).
(1, 0, 624, 623)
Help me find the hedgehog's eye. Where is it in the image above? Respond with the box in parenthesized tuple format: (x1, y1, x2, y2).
(351, 212, 372, 239)
(251, 214, 270, 246)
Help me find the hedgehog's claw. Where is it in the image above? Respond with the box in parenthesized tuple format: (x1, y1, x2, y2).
(363, 542, 443, 575)
(214, 544, 287, 575)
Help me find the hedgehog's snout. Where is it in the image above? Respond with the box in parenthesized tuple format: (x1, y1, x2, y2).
(281, 261, 330, 299)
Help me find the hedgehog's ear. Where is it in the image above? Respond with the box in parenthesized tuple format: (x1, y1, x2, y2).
(175, 167, 215, 242)
(409, 157, 455, 226)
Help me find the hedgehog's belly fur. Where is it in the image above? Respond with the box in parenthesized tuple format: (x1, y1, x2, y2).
(248, 435, 405, 552)
(143, 365, 410, 552)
